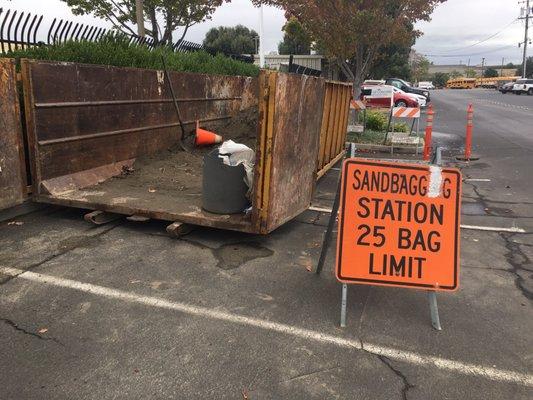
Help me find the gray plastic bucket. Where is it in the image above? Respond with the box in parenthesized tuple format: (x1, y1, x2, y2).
(202, 149, 250, 214)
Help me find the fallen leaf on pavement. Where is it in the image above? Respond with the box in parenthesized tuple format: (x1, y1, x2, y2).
(38, 328, 48, 334)
(7, 221, 23, 226)
(148, 188, 156, 193)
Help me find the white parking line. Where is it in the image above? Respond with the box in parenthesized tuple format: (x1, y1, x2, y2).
(460, 225, 526, 233)
(1, 266, 532, 387)
(308, 207, 527, 233)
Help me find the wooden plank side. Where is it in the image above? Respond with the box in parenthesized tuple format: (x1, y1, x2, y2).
(332, 86, 350, 157)
(317, 84, 332, 169)
(265, 73, 325, 232)
(337, 85, 352, 154)
(0, 58, 27, 210)
(323, 84, 338, 167)
(329, 85, 343, 161)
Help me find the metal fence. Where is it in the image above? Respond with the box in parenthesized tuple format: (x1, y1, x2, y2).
(0, 8, 206, 56)
(288, 55, 322, 77)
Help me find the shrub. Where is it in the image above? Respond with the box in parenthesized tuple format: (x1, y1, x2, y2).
(7, 36, 260, 77)
(363, 110, 388, 131)
(359, 110, 412, 133)
(392, 122, 409, 133)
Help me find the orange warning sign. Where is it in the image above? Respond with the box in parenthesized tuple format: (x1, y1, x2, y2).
(336, 160, 461, 291)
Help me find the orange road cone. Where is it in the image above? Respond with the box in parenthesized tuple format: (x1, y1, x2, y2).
(195, 121, 222, 146)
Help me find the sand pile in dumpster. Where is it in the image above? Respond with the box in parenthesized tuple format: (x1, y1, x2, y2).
(91, 106, 258, 198)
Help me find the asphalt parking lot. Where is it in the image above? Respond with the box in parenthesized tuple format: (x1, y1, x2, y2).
(1, 89, 532, 399)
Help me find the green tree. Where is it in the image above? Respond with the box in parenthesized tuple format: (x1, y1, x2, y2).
(432, 72, 449, 88)
(369, 24, 415, 80)
(484, 67, 499, 78)
(278, 17, 312, 55)
(515, 57, 533, 78)
(253, 0, 445, 95)
(369, 43, 412, 80)
(410, 52, 430, 82)
(203, 25, 258, 55)
(61, 0, 226, 45)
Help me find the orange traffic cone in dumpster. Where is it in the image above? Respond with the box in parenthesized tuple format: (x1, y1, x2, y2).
(195, 121, 222, 146)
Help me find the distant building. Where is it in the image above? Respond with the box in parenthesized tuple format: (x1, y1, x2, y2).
(253, 54, 346, 81)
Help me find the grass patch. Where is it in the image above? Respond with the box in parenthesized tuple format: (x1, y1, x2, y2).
(7, 36, 260, 77)
(347, 130, 388, 144)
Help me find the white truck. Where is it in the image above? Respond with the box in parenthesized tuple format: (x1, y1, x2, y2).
(512, 78, 533, 95)
(417, 81, 435, 90)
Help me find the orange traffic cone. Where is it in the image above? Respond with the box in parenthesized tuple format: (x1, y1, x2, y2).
(195, 121, 222, 146)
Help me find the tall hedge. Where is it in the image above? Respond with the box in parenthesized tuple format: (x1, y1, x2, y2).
(7, 37, 259, 77)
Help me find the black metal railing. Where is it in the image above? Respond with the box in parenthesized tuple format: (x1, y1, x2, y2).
(0, 8, 206, 55)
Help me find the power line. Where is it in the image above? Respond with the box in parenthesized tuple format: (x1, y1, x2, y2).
(422, 44, 517, 58)
(438, 18, 518, 53)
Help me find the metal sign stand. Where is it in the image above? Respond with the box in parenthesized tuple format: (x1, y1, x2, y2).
(315, 144, 443, 331)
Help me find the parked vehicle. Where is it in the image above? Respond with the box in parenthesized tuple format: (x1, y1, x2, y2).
(361, 85, 419, 108)
(385, 78, 430, 101)
(363, 79, 385, 85)
(499, 82, 515, 94)
(392, 86, 427, 107)
(446, 78, 476, 89)
(418, 81, 435, 90)
(512, 79, 533, 95)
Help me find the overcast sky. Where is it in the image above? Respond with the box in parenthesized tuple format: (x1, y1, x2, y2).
(2, 0, 527, 66)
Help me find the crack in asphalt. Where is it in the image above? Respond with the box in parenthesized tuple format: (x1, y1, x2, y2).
(499, 233, 533, 300)
(0, 222, 122, 286)
(463, 181, 532, 300)
(377, 355, 414, 400)
(0, 317, 63, 345)
(283, 364, 341, 383)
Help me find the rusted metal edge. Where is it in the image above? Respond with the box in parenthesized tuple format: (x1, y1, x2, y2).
(37, 116, 231, 146)
(251, 72, 268, 232)
(34, 194, 257, 233)
(260, 71, 277, 233)
(20, 59, 41, 195)
(317, 150, 345, 180)
(34, 97, 243, 108)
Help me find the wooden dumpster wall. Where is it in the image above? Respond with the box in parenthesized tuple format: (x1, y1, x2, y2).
(316, 81, 352, 179)
(254, 71, 326, 232)
(21, 59, 258, 194)
(0, 58, 27, 209)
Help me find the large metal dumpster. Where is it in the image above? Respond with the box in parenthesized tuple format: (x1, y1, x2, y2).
(12, 59, 350, 233)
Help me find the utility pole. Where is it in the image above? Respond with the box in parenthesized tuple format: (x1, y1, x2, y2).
(501, 57, 505, 77)
(519, 0, 531, 78)
(136, 0, 145, 37)
(481, 57, 485, 78)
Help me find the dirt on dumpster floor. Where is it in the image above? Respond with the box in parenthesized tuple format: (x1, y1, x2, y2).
(88, 106, 259, 200)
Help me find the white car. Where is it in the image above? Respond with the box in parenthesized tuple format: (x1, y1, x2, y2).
(512, 79, 533, 95)
(418, 81, 435, 90)
(392, 86, 427, 107)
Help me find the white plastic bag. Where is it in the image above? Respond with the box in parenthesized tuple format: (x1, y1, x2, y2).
(218, 140, 255, 190)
